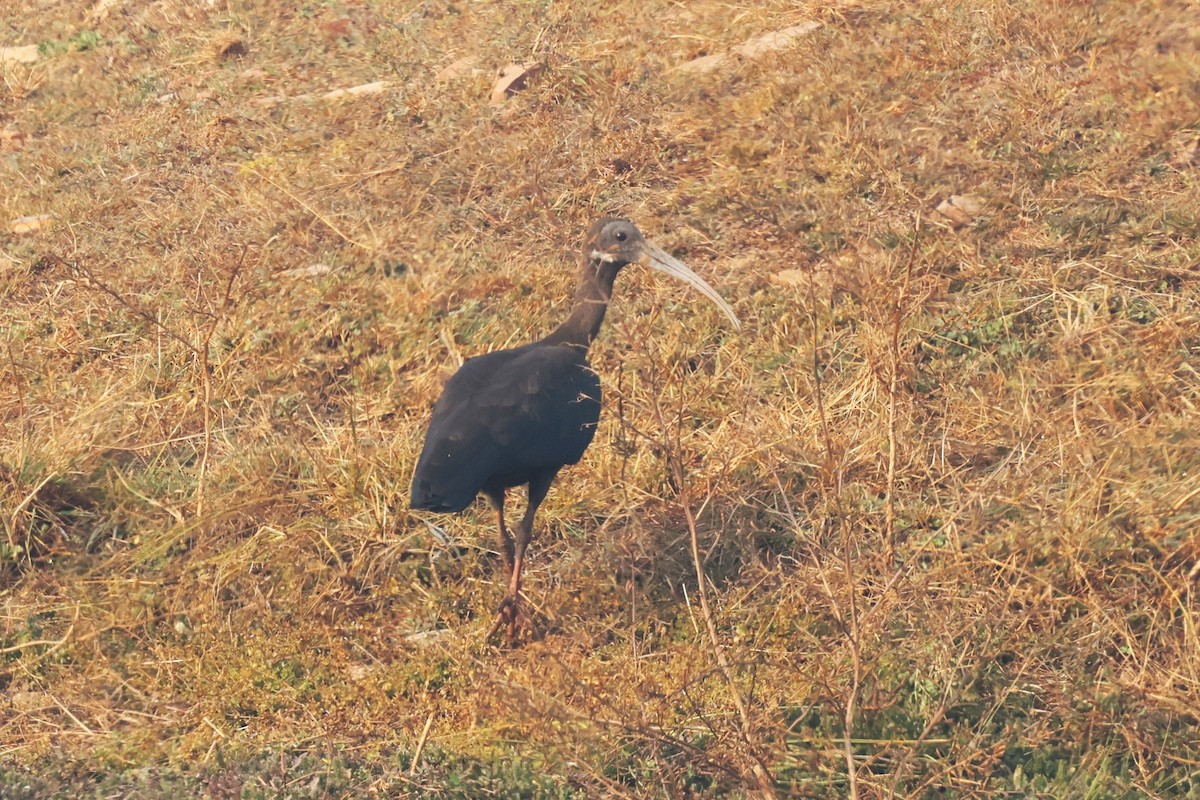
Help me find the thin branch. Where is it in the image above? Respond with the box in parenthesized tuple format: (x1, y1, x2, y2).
(885, 215, 921, 561)
(5, 336, 28, 429)
(410, 712, 435, 773)
(647, 379, 778, 799)
(64, 257, 199, 355)
(194, 247, 247, 516)
(251, 168, 376, 253)
(840, 526, 862, 800)
(0, 625, 73, 656)
(50, 695, 95, 735)
(808, 263, 859, 800)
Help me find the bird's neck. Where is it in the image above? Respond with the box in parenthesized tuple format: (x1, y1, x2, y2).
(540, 260, 618, 350)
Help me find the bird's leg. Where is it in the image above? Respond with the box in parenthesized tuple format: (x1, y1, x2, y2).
(502, 471, 557, 643)
(485, 489, 514, 578)
(484, 489, 520, 643)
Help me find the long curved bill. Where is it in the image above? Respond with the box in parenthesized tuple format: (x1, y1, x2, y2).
(638, 243, 742, 331)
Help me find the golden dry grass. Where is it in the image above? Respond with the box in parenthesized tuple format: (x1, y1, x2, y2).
(2, 0, 1199, 796)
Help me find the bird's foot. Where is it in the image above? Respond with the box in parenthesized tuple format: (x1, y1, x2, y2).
(485, 594, 530, 646)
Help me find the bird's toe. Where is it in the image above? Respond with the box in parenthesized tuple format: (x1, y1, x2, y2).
(486, 594, 519, 643)
(486, 593, 534, 646)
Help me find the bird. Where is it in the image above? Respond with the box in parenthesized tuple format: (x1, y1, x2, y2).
(410, 217, 740, 642)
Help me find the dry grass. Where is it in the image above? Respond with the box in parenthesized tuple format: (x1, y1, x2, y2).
(2, 0, 1199, 796)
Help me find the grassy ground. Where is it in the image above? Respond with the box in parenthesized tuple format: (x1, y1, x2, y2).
(3, 0, 1199, 796)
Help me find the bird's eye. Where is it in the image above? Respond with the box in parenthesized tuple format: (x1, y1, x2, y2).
(615, 231, 627, 242)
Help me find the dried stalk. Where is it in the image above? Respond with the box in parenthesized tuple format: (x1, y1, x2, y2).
(807, 266, 859, 799)
(885, 217, 921, 561)
(647, 374, 778, 799)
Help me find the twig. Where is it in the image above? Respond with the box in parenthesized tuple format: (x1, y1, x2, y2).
(5, 336, 27, 428)
(885, 215, 921, 561)
(50, 695, 94, 735)
(58, 251, 236, 516)
(194, 249, 246, 516)
(0, 638, 65, 654)
(202, 716, 228, 739)
(840, 534, 862, 800)
(410, 712, 435, 773)
(252, 168, 376, 252)
(807, 265, 859, 800)
(196, 315, 214, 517)
(0, 625, 73, 656)
(647, 377, 778, 798)
(64, 257, 199, 355)
(878, 647, 969, 791)
(806, 267, 835, 484)
(8, 474, 55, 547)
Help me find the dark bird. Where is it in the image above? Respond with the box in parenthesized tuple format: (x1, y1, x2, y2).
(410, 217, 740, 641)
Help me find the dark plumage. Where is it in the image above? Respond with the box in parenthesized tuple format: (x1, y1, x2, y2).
(411, 343, 600, 513)
(410, 217, 739, 641)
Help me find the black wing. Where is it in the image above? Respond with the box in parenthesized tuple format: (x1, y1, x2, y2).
(410, 343, 602, 512)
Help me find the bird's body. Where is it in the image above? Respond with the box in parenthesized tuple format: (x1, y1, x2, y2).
(411, 342, 601, 513)
(410, 217, 739, 642)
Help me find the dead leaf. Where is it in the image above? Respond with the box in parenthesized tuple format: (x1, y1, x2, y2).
(346, 663, 380, 680)
(405, 628, 454, 646)
(10, 214, 52, 234)
(320, 18, 353, 40)
(1, 128, 26, 151)
(675, 21, 821, 74)
(733, 21, 823, 58)
(252, 95, 289, 108)
(9, 691, 50, 711)
(437, 55, 482, 82)
(949, 194, 985, 216)
(322, 80, 390, 100)
(248, 80, 388, 107)
(769, 269, 808, 288)
(280, 263, 336, 279)
(1169, 133, 1200, 169)
(214, 39, 247, 61)
(239, 68, 269, 82)
(489, 62, 543, 106)
(935, 195, 985, 227)
(676, 53, 728, 74)
(0, 45, 39, 64)
(769, 263, 849, 300)
(91, 0, 123, 21)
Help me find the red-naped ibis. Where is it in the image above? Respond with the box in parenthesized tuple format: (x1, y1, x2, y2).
(410, 217, 740, 641)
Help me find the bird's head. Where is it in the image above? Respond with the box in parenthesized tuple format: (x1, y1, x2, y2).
(583, 217, 741, 330)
